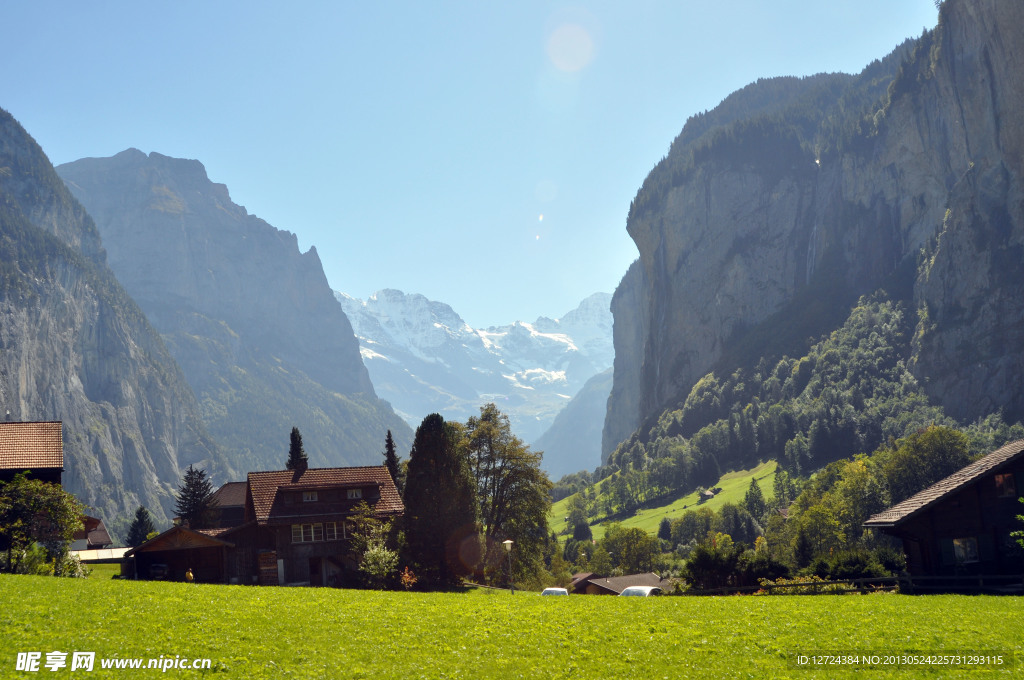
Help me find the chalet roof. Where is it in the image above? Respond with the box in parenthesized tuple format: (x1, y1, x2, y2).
(247, 466, 403, 524)
(73, 516, 113, 549)
(124, 525, 234, 557)
(0, 421, 63, 471)
(572, 572, 668, 595)
(210, 481, 248, 508)
(864, 439, 1024, 528)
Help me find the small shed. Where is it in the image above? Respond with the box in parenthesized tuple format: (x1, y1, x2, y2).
(864, 439, 1024, 591)
(123, 525, 234, 583)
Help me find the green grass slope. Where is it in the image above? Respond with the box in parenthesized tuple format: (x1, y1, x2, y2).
(2, 575, 1020, 679)
(551, 460, 776, 541)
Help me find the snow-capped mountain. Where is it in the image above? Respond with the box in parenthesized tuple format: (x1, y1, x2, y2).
(335, 289, 613, 451)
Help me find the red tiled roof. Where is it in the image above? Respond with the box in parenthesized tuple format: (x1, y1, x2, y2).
(210, 481, 248, 508)
(0, 421, 63, 471)
(247, 466, 403, 524)
(864, 439, 1024, 528)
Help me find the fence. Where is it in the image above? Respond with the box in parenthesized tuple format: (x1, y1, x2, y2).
(687, 577, 899, 596)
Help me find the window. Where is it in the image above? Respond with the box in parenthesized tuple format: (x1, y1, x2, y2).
(291, 523, 324, 543)
(325, 522, 338, 541)
(303, 491, 318, 502)
(953, 537, 979, 564)
(347, 488, 362, 500)
(995, 473, 1016, 498)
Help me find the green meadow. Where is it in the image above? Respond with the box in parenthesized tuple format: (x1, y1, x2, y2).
(2, 574, 1021, 679)
(550, 460, 777, 541)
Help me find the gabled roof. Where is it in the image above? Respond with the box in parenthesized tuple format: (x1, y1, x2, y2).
(247, 466, 403, 524)
(124, 525, 234, 557)
(571, 572, 668, 595)
(74, 516, 113, 549)
(210, 481, 248, 508)
(864, 439, 1024, 528)
(0, 421, 63, 471)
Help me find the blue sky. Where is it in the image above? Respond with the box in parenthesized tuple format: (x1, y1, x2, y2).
(2, 1, 937, 328)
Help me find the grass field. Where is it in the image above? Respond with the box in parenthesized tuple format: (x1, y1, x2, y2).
(550, 461, 777, 541)
(2, 574, 1020, 678)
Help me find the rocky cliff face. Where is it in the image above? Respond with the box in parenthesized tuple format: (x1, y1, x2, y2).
(605, 0, 1024, 455)
(0, 109, 232, 530)
(337, 289, 613, 447)
(57, 150, 411, 469)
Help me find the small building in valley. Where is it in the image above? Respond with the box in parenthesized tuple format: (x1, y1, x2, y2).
(863, 439, 1024, 591)
(569, 572, 671, 595)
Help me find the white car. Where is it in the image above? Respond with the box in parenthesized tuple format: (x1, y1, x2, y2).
(540, 587, 569, 596)
(618, 586, 663, 597)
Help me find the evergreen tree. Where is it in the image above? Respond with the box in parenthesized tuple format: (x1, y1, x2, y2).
(286, 426, 308, 471)
(383, 430, 403, 494)
(744, 478, 767, 522)
(402, 414, 476, 586)
(126, 506, 156, 547)
(173, 465, 217, 530)
(658, 516, 672, 542)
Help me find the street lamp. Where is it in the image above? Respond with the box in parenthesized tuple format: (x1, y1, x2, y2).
(502, 539, 514, 593)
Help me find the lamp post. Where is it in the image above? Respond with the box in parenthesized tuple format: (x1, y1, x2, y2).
(502, 539, 514, 593)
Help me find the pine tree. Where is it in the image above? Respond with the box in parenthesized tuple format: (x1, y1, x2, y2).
(383, 430, 403, 494)
(744, 478, 767, 522)
(173, 465, 217, 530)
(286, 426, 308, 471)
(126, 505, 156, 546)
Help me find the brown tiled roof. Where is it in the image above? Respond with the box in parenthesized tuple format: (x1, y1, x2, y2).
(74, 516, 113, 549)
(124, 525, 234, 556)
(247, 466, 404, 524)
(210, 481, 248, 508)
(0, 421, 63, 471)
(864, 439, 1024, 528)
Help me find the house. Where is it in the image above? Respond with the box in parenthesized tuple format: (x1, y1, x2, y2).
(71, 515, 113, 551)
(569, 572, 671, 595)
(0, 421, 63, 485)
(124, 465, 403, 585)
(863, 439, 1024, 591)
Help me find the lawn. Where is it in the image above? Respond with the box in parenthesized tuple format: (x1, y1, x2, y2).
(550, 460, 777, 541)
(1, 574, 1020, 678)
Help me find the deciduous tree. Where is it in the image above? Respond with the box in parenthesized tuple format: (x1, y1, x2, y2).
(0, 473, 84, 574)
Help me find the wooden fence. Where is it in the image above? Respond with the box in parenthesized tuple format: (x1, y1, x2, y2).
(686, 573, 1024, 596)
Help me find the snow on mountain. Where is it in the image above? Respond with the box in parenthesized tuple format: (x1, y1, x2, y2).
(335, 289, 613, 452)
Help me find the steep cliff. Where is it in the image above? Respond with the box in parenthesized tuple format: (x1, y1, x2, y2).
(605, 0, 1024, 456)
(57, 150, 411, 469)
(0, 109, 232, 531)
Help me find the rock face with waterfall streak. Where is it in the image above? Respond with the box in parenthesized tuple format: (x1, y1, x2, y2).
(603, 0, 1024, 460)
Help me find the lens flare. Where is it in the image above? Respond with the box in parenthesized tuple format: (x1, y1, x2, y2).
(546, 23, 594, 72)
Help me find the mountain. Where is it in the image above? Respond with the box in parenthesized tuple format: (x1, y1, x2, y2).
(336, 289, 613, 454)
(57, 150, 412, 471)
(0, 109, 234, 533)
(533, 368, 613, 479)
(603, 0, 1024, 463)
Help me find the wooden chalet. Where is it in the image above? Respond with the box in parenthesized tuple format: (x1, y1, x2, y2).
(124, 465, 403, 585)
(864, 439, 1024, 592)
(0, 421, 63, 485)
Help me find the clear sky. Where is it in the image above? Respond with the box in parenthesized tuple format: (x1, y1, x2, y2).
(2, 1, 937, 329)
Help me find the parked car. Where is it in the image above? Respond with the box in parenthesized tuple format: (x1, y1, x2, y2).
(618, 586, 663, 597)
(540, 587, 569, 596)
